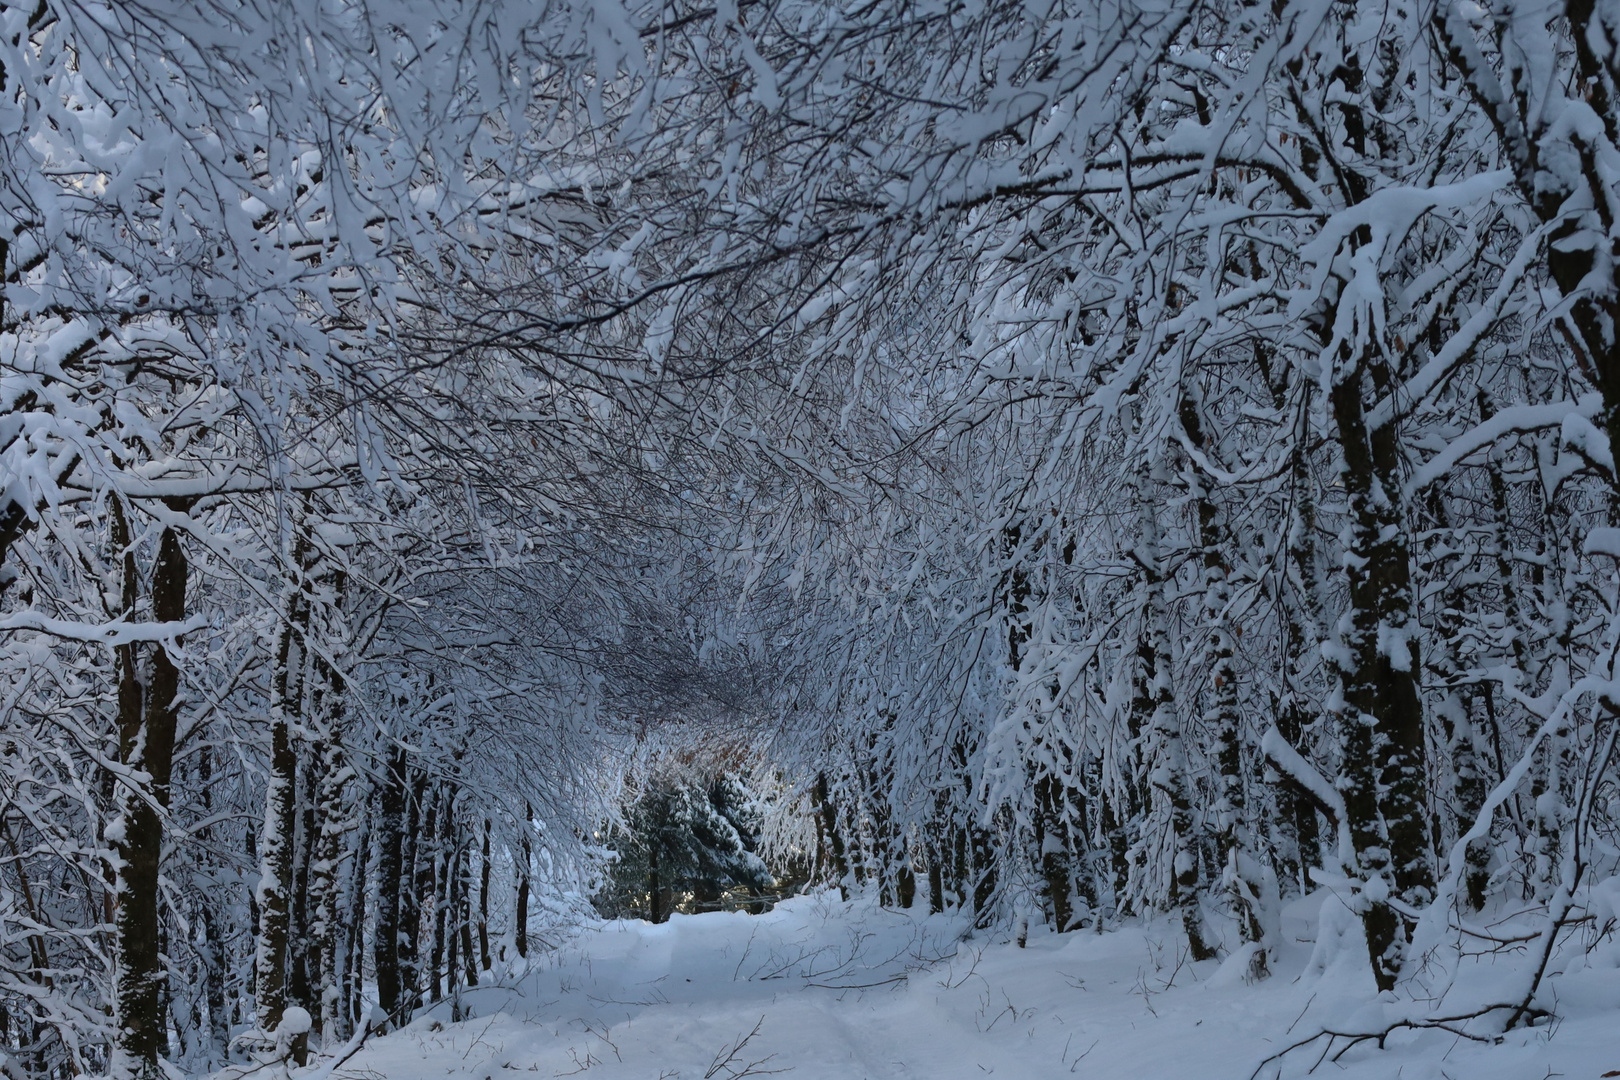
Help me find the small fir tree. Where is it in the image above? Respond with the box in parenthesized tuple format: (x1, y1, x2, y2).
(597, 773, 774, 922)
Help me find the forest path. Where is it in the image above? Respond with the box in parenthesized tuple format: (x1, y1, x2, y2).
(343, 895, 1616, 1080)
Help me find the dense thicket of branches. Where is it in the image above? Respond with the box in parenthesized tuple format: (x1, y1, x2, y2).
(4, 0, 1620, 1075)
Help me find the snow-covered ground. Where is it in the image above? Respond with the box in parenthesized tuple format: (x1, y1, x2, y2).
(341, 894, 1620, 1080)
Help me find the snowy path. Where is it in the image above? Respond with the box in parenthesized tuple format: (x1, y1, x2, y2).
(347, 896, 1619, 1080)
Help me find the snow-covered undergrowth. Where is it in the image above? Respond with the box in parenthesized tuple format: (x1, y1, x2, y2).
(329, 893, 1620, 1080)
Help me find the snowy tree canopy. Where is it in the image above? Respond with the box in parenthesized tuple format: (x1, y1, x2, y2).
(4, 0, 1620, 1075)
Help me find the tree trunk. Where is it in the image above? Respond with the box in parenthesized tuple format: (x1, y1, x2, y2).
(341, 808, 368, 1037)
(445, 838, 460, 992)
(197, 746, 230, 1065)
(1183, 403, 1266, 976)
(254, 614, 302, 1042)
(970, 818, 997, 925)
(647, 840, 664, 923)
(1271, 686, 1322, 896)
(479, 819, 492, 972)
(312, 703, 349, 1046)
(403, 774, 430, 1009)
(1035, 773, 1075, 932)
(289, 738, 319, 1032)
(1328, 356, 1435, 992)
(1135, 476, 1215, 961)
(460, 842, 478, 988)
(112, 523, 187, 1080)
(515, 803, 531, 958)
(428, 784, 453, 1000)
(373, 746, 407, 1024)
(1275, 405, 1325, 896)
(1424, 492, 1491, 912)
(810, 773, 849, 900)
(926, 824, 945, 914)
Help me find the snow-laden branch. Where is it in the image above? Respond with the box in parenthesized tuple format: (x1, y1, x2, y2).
(1261, 726, 1350, 867)
(0, 612, 205, 646)
(1405, 394, 1602, 495)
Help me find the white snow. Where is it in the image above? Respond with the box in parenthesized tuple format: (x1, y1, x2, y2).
(331, 895, 1620, 1080)
(277, 1008, 313, 1037)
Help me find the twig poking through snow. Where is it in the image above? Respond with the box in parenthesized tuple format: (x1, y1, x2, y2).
(704, 1017, 789, 1080)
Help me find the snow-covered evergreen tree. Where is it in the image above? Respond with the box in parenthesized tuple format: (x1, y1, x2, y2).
(599, 771, 774, 923)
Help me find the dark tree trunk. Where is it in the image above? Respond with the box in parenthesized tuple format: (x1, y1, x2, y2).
(1275, 406, 1325, 897)
(895, 855, 916, 909)
(647, 840, 664, 924)
(460, 843, 478, 988)
(402, 775, 430, 1009)
(1329, 358, 1435, 992)
(1425, 491, 1492, 913)
(340, 809, 368, 1037)
(255, 712, 298, 1041)
(312, 716, 348, 1044)
(373, 746, 407, 1024)
(860, 759, 899, 906)
(428, 784, 453, 1001)
(1035, 774, 1075, 932)
(970, 821, 997, 925)
(445, 839, 460, 991)
(926, 823, 945, 914)
(113, 523, 187, 1080)
(948, 835, 966, 907)
(1183, 399, 1266, 976)
(288, 739, 320, 1030)
(1103, 793, 1130, 916)
(256, 556, 309, 1047)
(197, 746, 230, 1064)
(479, 820, 492, 972)
(1272, 689, 1322, 895)
(1133, 476, 1215, 961)
(515, 804, 531, 958)
(810, 774, 849, 900)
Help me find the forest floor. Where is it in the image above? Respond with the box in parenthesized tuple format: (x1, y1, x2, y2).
(336, 893, 1620, 1080)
